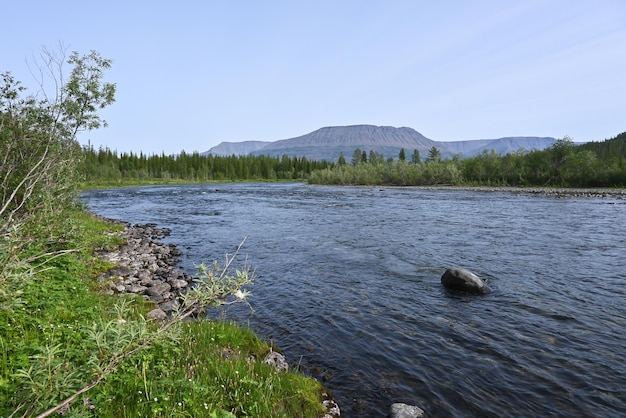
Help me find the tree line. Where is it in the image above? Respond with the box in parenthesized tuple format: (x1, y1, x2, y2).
(80, 147, 332, 183)
(81, 134, 626, 187)
(309, 136, 626, 187)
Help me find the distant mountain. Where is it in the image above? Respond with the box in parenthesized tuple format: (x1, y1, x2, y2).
(444, 136, 557, 157)
(203, 140, 270, 156)
(250, 125, 438, 161)
(204, 125, 557, 161)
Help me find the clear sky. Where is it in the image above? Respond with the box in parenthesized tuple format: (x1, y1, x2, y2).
(3, 0, 625, 154)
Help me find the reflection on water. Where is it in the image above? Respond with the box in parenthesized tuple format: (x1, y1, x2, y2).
(82, 183, 626, 417)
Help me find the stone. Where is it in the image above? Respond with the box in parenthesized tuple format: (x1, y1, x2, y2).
(168, 279, 188, 289)
(152, 281, 172, 293)
(441, 267, 490, 294)
(159, 300, 178, 313)
(137, 270, 152, 282)
(105, 265, 132, 278)
(322, 399, 341, 417)
(112, 284, 126, 293)
(389, 403, 425, 418)
(146, 308, 167, 321)
(145, 288, 165, 303)
(126, 284, 148, 294)
(264, 351, 288, 372)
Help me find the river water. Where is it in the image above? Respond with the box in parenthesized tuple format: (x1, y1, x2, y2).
(81, 183, 626, 417)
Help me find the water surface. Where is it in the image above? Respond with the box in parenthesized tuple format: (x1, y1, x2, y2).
(82, 183, 626, 417)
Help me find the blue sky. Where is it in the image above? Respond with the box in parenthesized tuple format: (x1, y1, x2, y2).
(4, 1, 625, 154)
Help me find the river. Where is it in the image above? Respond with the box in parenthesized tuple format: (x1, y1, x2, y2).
(81, 183, 626, 417)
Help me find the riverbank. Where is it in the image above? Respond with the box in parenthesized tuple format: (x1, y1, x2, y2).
(383, 185, 626, 198)
(0, 209, 338, 417)
(91, 217, 194, 319)
(91, 215, 341, 418)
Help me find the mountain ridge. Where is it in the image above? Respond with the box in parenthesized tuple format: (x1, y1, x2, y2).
(205, 125, 556, 161)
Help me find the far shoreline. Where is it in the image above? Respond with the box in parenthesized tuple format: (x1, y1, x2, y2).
(386, 185, 626, 197)
(80, 179, 626, 198)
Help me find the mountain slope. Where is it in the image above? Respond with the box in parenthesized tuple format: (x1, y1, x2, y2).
(205, 125, 557, 161)
(444, 137, 556, 156)
(251, 125, 439, 161)
(202, 140, 271, 156)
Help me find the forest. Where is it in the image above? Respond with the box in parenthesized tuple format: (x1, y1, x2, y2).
(80, 133, 626, 188)
(308, 135, 626, 187)
(81, 146, 333, 184)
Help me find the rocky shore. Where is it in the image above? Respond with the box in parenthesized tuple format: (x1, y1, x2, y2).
(94, 218, 194, 320)
(408, 185, 626, 198)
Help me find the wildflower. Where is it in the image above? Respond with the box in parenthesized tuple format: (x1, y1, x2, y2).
(117, 318, 127, 324)
(234, 289, 246, 300)
(83, 398, 90, 405)
(89, 405, 95, 410)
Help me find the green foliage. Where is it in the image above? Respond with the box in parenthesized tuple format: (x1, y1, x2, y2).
(91, 321, 324, 417)
(63, 51, 116, 134)
(1, 48, 115, 237)
(80, 147, 332, 185)
(577, 131, 626, 161)
(310, 140, 626, 187)
(351, 148, 363, 166)
(411, 149, 421, 164)
(0, 209, 140, 416)
(308, 157, 463, 186)
(368, 150, 384, 165)
(425, 146, 441, 163)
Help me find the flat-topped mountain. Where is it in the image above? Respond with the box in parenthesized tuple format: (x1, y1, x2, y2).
(205, 125, 556, 161)
(261, 125, 434, 148)
(251, 125, 441, 161)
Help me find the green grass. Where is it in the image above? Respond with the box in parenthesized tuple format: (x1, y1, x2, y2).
(0, 208, 326, 417)
(92, 321, 324, 417)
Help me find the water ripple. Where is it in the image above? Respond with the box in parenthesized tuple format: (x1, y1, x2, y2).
(82, 183, 626, 417)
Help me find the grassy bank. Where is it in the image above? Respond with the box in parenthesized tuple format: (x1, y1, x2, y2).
(0, 208, 326, 417)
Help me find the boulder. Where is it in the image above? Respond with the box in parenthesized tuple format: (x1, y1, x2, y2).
(145, 288, 165, 303)
(441, 267, 490, 294)
(389, 403, 425, 418)
(126, 284, 148, 294)
(322, 399, 341, 417)
(264, 351, 288, 372)
(146, 308, 167, 321)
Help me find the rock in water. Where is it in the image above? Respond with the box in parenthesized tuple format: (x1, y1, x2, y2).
(441, 267, 490, 294)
